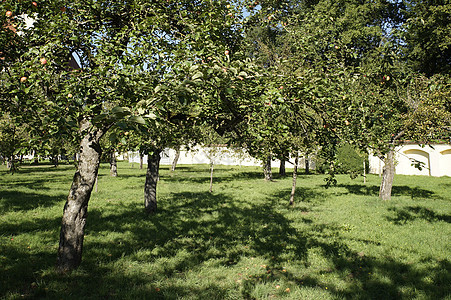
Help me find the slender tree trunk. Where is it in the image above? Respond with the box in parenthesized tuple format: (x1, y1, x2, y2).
(209, 161, 214, 193)
(110, 151, 117, 177)
(379, 149, 395, 200)
(263, 156, 272, 181)
(57, 120, 106, 272)
(144, 149, 161, 214)
(6, 156, 13, 171)
(305, 153, 310, 174)
(363, 159, 366, 184)
(31, 150, 38, 164)
(289, 154, 299, 206)
(171, 147, 181, 172)
(139, 153, 143, 170)
(279, 160, 286, 177)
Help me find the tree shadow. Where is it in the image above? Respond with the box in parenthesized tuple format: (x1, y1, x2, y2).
(79, 190, 449, 299)
(336, 184, 437, 199)
(270, 186, 329, 205)
(1, 167, 449, 299)
(13, 164, 76, 174)
(0, 190, 66, 212)
(386, 206, 451, 225)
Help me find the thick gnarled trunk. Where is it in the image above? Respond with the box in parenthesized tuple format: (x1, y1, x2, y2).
(144, 149, 161, 214)
(379, 149, 395, 200)
(263, 156, 272, 181)
(57, 120, 106, 272)
(279, 160, 286, 177)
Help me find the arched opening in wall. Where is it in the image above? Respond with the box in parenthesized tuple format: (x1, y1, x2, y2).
(403, 149, 431, 176)
(439, 149, 451, 177)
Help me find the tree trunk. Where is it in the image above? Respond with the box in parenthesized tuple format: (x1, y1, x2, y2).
(33, 150, 39, 164)
(139, 153, 143, 170)
(379, 149, 395, 200)
(57, 120, 106, 272)
(279, 160, 286, 177)
(263, 156, 272, 181)
(289, 154, 299, 206)
(363, 159, 366, 184)
(144, 149, 161, 214)
(52, 155, 59, 167)
(209, 161, 214, 193)
(6, 156, 14, 172)
(110, 151, 117, 177)
(305, 153, 310, 174)
(171, 147, 181, 172)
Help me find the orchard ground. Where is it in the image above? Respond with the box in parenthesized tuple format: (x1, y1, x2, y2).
(0, 162, 450, 299)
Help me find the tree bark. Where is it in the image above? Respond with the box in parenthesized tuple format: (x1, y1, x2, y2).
(7, 156, 17, 174)
(209, 161, 214, 193)
(263, 155, 272, 181)
(144, 149, 161, 214)
(110, 151, 117, 177)
(57, 120, 106, 272)
(305, 153, 310, 174)
(279, 159, 286, 177)
(33, 151, 39, 164)
(363, 159, 366, 184)
(379, 148, 395, 200)
(171, 147, 181, 172)
(289, 154, 299, 206)
(139, 152, 143, 170)
(52, 155, 59, 167)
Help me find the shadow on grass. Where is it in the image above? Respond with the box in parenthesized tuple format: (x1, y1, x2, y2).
(0, 243, 57, 298)
(0, 190, 66, 212)
(1, 168, 449, 299)
(11, 164, 76, 174)
(336, 184, 437, 199)
(77, 190, 450, 299)
(386, 206, 451, 225)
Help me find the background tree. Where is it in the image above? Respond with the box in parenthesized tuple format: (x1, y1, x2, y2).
(402, 0, 451, 76)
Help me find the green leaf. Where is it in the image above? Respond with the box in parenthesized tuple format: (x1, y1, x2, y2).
(155, 85, 164, 93)
(108, 132, 118, 142)
(238, 71, 248, 77)
(111, 106, 129, 114)
(192, 72, 203, 80)
(129, 116, 146, 125)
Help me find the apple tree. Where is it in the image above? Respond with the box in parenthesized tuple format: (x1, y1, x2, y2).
(1, 0, 254, 272)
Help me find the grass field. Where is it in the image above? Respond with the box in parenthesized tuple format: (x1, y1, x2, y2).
(0, 162, 450, 299)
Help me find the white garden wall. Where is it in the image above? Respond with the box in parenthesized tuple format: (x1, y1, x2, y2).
(369, 144, 451, 177)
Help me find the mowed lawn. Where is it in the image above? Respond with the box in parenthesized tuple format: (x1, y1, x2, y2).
(0, 162, 450, 299)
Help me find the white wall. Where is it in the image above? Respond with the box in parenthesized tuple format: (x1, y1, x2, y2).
(369, 144, 451, 177)
(125, 146, 269, 167)
(123, 146, 315, 169)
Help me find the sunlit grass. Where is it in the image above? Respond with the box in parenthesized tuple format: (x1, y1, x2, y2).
(1, 162, 450, 299)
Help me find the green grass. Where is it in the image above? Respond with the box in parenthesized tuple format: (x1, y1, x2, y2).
(1, 162, 450, 299)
